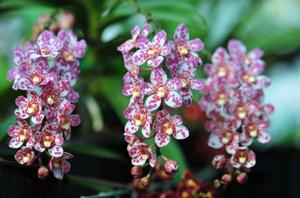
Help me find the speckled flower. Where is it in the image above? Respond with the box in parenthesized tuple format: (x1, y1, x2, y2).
(15, 147, 36, 166)
(167, 23, 204, 70)
(117, 23, 151, 53)
(145, 68, 182, 111)
(153, 110, 189, 147)
(15, 91, 45, 124)
(49, 152, 73, 180)
(132, 31, 171, 67)
(7, 118, 40, 149)
(127, 135, 157, 167)
(230, 147, 256, 168)
(36, 30, 63, 58)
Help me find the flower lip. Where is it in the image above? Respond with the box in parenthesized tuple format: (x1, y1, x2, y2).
(162, 121, 174, 135)
(26, 101, 39, 115)
(157, 86, 167, 98)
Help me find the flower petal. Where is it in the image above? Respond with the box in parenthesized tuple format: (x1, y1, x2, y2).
(208, 133, 223, 149)
(174, 23, 189, 43)
(125, 120, 139, 134)
(188, 38, 204, 52)
(147, 56, 164, 67)
(152, 30, 166, 47)
(257, 131, 271, 144)
(190, 79, 205, 91)
(48, 146, 64, 157)
(180, 88, 193, 106)
(13, 77, 34, 91)
(155, 133, 170, 147)
(245, 150, 256, 168)
(132, 155, 148, 166)
(166, 78, 182, 91)
(132, 49, 148, 65)
(164, 91, 182, 108)
(150, 67, 168, 86)
(9, 137, 23, 148)
(174, 125, 189, 140)
(145, 94, 162, 111)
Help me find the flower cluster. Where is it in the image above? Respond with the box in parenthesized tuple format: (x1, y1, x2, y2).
(118, 23, 205, 182)
(7, 25, 86, 179)
(199, 40, 274, 181)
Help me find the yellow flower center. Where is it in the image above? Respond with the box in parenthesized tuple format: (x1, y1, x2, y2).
(132, 87, 140, 97)
(157, 86, 166, 98)
(162, 121, 173, 135)
(217, 66, 227, 77)
(243, 74, 256, 84)
(248, 125, 258, 137)
(177, 45, 188, 55)
(27, 102, 38, 115)
(134, 113, 145, 126)
(216, 93, 227, 106)
(237, 106, 246, 119)
(147, 48, 158, 57)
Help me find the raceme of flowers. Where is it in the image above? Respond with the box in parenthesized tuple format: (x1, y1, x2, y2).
(118, 23, 205, 181)
(7, 28, 86, 180)
(199, 40, 274, 183)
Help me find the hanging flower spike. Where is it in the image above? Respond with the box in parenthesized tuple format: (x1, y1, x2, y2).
(132, 30, 171, 67)
(145, 68, 182, 111)
(7, 15, 86, 180)
(201, 39, 274, 180)
(153, 110, 189, 147)
(117, 22, 151, 53)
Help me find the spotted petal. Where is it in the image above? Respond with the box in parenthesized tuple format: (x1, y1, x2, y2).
(174, 125, 189, 140)
(132, 49, 148, 65)
(152, 30, 166, 47)
(125, 120, 139, 134)
(164, 91, 182, 108)
(166, 78, 182, 91)
(245, 150, 256, 168)
(174, 23, 189, 43)
(132, 155, 148, 166)
(208, 133, 223, 149)
(155, 133, 170, 147)
(145, 94, 161, 112)
(48, 146, 64, 157)
(191, 79, 205, 91)
(150, 67, 167, 86)
(9, 137, 23, 148)
(257, 131, 271, 144)
(147, 56, 163, 67)
(13, 77, 34, 91)
(188, 38, 204, 52)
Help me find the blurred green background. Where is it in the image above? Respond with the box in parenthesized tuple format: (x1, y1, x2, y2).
(0, 0, 300, 197)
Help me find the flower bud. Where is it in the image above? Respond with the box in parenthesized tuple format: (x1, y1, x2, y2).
(164, 160, 179, 175)
(133, 175, 151, 189)
(131, 166, 143, 178)
(38, 166, 49, 179)
(212, 155, 227, 169)
(221, 174, 232, 185)
(236, 172, 248, 184)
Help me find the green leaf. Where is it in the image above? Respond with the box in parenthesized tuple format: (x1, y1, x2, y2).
(0, 116, 15, 142)
(96, 76, 128, 124)
(68, 174, 113, 192)
(64, 141, 125, 161)
(108, 0, 207, 39)
(234, 0, 300, 54)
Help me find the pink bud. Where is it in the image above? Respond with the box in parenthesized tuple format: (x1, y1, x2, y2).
(212, 155, 227, 169)
(164, 160, 179, 175)
(38, 166, 49, 179)
(237, 172, 248, 184)
(131, 166, 143, 178)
